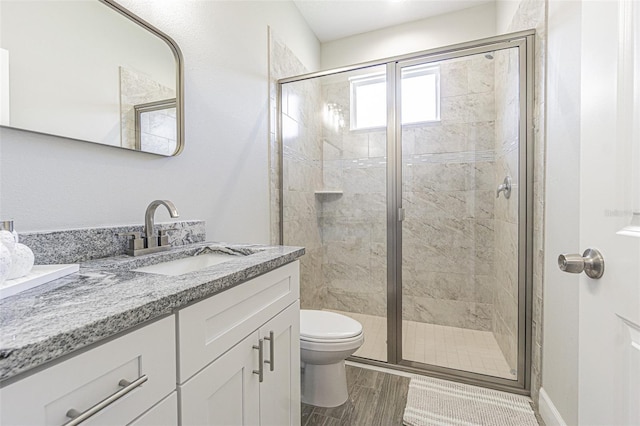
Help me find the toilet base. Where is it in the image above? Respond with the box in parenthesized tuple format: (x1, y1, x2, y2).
(301, 360, 348, 407)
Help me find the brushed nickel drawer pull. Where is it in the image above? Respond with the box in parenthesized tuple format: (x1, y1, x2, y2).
(63, 375, 148, 425)
(253, 339, 264, 382)
(263, 330, 275, 372)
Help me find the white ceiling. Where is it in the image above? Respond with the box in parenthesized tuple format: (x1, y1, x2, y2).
(293, 0, 493, 43)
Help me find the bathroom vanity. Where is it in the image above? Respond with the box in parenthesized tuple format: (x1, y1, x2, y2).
(0, 241, 303, 425)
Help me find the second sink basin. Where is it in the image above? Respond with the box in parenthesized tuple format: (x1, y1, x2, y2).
(133, 252, 237, 276)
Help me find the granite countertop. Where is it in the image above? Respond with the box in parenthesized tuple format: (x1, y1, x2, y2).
(0, 242, 304, 384)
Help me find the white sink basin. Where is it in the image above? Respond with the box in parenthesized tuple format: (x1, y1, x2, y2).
(133, 253, 237, 276)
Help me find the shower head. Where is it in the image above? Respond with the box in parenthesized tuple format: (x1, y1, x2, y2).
(484, 52, 494, 60)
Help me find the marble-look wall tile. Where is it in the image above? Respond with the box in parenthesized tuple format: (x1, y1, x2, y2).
(468, 56, 495, 94)
(341, 132, 370, 159)
(21, 221, 206, 265)
(342, 166, 386, 194)
(440, 60, 469, 97)
(409, 162, 468, 192)
(369, 132, 387, 157)
(324, 288, 387, 317)
(474, 274, 496, 304)
(402, 296, 492, 331)
(300, 246, 324, 310)
(469, 122, 496, 151)
(320, 193, 386, 221)
(283, 218, 322, 252)
(403, 271, 474, 302)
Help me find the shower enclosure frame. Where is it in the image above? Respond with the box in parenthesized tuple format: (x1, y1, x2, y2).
(278, 30, 535, 394)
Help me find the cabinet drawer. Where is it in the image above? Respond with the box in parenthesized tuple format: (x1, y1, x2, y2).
(0, 316, 176, 426)
(129, 392, 178, 426)
(177, 261, 299, 382)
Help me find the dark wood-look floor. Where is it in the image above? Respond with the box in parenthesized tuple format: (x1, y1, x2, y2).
(301, 365, 410, 426)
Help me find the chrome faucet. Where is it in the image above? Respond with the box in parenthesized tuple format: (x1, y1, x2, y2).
(120, 200, 180, 256)
(145, 200, 179, 248)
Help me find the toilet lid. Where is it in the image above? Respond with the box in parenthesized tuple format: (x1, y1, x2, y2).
(300, 310, 363, 340)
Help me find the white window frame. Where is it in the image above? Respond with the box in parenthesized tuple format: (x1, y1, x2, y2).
(348, 65, 441, 131)
(349, 72, 387, 131)
(401, 65, 441, 125)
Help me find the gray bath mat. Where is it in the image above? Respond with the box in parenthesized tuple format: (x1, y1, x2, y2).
(403, 375, 538, 426)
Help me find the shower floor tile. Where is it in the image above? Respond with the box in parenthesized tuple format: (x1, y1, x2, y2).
(327, 310, 516, 380)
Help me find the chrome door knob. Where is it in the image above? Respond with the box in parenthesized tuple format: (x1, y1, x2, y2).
(558, 248, 605, 279)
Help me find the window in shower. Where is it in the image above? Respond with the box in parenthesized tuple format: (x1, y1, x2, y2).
(400, 65, 440, 124)
(350, 65, 440, 130)
(349, 72, 386, 130)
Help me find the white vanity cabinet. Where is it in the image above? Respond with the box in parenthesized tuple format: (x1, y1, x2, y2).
(178, 261, 301, 426)
(0, 260, 301, 426)
(0, 316, 177, 426)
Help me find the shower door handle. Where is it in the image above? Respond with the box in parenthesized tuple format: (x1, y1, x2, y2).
(558, 248, 605, 279)
(398, 208, 405, 221)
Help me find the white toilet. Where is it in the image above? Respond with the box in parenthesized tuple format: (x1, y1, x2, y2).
(300, 309, 364, 407)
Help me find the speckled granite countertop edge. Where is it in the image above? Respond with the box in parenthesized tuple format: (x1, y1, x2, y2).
(0, 243, 304, 383)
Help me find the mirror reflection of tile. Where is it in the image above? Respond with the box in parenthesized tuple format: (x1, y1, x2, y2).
(120, 66, 176, 155)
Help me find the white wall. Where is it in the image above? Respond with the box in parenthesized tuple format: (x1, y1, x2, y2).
(0, 48, 8, 125)
(320, 3, 496, 70)
(495, 0, 522, 34)
(541, 1, 581, 425)
(0, 0, 320, 244)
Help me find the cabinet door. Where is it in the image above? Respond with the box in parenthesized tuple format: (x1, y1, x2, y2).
(180, 331, 261, 426)
(259, 302, 301, 426)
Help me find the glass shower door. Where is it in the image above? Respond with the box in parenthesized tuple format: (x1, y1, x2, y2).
(281, 65, 389, 362)
(398, 46, 523, 380)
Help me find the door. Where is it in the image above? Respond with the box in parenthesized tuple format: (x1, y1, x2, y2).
(575, 1, 640, 424)
(259, 302, 301, 426)
(179, 331, 260, 426)
(393, 38, 532, 388)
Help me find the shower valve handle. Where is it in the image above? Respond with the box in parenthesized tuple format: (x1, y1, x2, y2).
(496, 176, 512, 199)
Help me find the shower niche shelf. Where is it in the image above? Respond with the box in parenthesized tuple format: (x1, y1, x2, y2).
(314, 190, 343, 195)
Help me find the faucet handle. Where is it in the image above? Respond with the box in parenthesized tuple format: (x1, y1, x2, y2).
(157, 228, 176, 247)
(117, 232, 145, 251)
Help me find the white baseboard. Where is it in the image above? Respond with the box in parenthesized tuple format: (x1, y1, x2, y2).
(539, 388, 568, 426)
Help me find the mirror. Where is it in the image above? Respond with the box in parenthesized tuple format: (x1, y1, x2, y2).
(0, 0, 184, 156)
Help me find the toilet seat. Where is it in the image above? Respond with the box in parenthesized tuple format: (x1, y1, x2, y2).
(300, 333, 363, 344)
(300, 310, 363, 341)
(300, 333, 364, 352)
